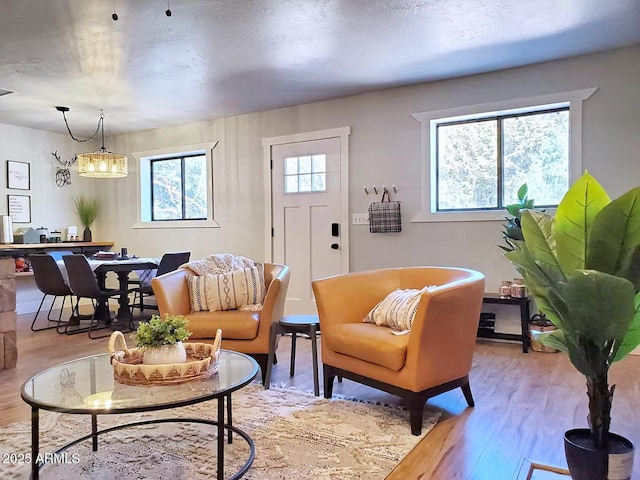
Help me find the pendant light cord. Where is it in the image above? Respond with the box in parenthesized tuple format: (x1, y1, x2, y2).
(61, 109, 103, 143)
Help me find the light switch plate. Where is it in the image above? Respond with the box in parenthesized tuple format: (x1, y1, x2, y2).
(352, 213, 369, 225)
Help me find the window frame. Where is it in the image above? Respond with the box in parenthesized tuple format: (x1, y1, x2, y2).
(411, 88, 597, 222)
(434, 106, 569, 213)
(131, 142, 219, 229)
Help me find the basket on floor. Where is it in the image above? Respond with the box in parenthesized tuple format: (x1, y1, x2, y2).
(108, 330, 222, 386)
(529, 325, 559, 353)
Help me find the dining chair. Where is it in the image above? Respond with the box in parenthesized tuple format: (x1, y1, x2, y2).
(28, 253, 75, 332)
(62, 254, 134, 339)
(130, 251, 191, 312)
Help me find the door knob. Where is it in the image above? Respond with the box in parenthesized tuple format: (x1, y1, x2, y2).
(331, 243, 339, 249)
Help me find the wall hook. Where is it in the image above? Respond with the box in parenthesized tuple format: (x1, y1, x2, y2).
(363, 186, 369, 195)
(372, 185, 378, 195)
(392, 185, 397, 193)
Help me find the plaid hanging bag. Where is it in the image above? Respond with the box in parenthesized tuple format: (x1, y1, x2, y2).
(368, 189, 401, 233)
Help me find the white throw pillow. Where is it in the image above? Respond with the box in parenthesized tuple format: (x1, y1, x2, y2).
(243, 264, 266, 306)
(363, 288, 429, 331)
(187, 270, 248, 312)
(187, 266, 266, 312)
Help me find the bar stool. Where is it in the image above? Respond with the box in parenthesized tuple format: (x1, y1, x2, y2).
(266, 314, 320, 396)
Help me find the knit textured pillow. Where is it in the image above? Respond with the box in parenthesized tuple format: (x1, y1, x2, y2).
(363, 288, 428, 331)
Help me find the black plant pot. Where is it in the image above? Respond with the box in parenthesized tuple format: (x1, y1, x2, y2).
(564, 429, 634, 480)
(82, 227, 92, 242)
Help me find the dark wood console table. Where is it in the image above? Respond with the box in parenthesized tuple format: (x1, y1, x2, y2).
(480, 293, 531, 353)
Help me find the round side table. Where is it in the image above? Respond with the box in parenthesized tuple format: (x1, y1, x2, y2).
(266, 314, 320, 396)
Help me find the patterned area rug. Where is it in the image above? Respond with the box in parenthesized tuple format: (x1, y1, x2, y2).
(0, 384, 439, 480)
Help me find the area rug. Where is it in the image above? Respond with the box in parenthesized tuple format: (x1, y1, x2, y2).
(0, 384, 439, 480)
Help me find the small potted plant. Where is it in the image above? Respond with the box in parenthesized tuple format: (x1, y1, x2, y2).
(504, 172, 639, 479)
(499, 183, 535, 253)
(73, 195, 100, 242)
(499, 183, 557, 349)
(132, 314, 192, 365)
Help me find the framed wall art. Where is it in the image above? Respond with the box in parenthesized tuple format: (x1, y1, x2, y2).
(8, 194, 31, 223)
(7, 160, 30, 190)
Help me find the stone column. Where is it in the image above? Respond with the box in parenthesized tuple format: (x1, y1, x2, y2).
(0, 257, 17, 369)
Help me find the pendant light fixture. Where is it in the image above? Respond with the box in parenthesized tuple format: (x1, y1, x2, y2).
(56, 106, 128, 178)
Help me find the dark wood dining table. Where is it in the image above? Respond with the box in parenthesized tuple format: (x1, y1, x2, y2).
(92, 258, 159, 321)
(57, 257, 159, 322)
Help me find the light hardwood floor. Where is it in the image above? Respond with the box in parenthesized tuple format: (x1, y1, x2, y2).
(2, 310, 639, 479)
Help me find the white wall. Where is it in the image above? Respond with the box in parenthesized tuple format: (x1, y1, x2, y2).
(99, 45, 640, 292)
(8, 45, 640, 321)
(0, 123, 99, 313)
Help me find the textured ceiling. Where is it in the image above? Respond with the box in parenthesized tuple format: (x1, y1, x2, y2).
(0, 0, 639, 136)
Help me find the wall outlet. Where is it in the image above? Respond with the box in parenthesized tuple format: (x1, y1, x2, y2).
(352, 213, 369, 225)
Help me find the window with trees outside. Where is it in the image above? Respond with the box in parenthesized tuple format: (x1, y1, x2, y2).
(436, 107, 569, 212)
(150, 153, 207, 221)
(411, 88, 597, 222)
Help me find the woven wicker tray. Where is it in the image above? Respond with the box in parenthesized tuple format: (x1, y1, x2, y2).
(108, 330, 222, 386)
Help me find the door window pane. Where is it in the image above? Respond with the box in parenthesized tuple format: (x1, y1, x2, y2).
(283, 154, 327, 193)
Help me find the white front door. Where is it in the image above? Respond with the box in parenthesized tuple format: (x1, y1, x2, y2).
(269, 132, 349, 314)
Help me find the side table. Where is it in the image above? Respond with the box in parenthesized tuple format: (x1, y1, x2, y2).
(480, 294, 531, 353)
(266, 314, 321, 396)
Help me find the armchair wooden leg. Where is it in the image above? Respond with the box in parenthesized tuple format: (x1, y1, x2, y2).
(461, 381, 475, 407)
(265, 323, 282, 389)
(405, 392, 429, 436)
(251, 354, 269, 386)
(323, 364, 336, 399)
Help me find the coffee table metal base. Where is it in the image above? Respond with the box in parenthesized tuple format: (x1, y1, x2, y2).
(30, 406, 254, 480)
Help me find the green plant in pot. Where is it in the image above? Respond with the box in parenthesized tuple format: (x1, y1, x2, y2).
(133, 314, 192, 365)
(72, 195, 100, 242)
(504, 172, 640, 479)
(500, 184, 557, 345)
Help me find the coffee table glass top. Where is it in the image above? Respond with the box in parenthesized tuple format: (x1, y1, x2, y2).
(21, 350, 258, 414)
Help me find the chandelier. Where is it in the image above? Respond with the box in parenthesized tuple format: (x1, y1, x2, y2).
(56, 106, 128, 178)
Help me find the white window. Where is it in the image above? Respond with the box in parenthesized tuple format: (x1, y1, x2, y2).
(132, 142, 218, 229)
(436, 107, 569, 211)
(412, 88, 597, 222)
(150, 153, 207, 220)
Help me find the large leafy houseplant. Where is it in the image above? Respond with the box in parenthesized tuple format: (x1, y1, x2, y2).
(504, 172, 640, 478)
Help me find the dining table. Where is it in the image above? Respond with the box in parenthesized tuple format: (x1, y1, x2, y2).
(57, 256, 159, 322)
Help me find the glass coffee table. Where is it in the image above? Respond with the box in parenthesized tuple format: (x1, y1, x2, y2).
(21, 350, 258, 480)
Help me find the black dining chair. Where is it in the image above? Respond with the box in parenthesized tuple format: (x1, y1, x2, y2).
(130, 252, 191, 311)
(28, 253, 76, 332)
(62, 254, 134, 339)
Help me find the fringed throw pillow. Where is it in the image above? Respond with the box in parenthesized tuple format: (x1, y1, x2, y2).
(363, 287, 429, 331)
(188, 270, 247, 312)
(187, 266, 266, 312)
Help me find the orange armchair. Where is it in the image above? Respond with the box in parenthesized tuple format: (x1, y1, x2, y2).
(312, 266, 485, 435)
(151, 263, 290, 385)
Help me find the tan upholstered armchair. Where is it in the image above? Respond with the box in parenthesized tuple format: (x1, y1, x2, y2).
(312, 266, 485, 435)
(151, 263, 290, 386)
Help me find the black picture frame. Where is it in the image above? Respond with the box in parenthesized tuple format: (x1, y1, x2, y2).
(8, 194, 31, 223)
(7, 160, 30, 190)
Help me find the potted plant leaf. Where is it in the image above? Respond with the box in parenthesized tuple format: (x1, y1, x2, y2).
(72, 195, 100, 242)
(499, 183, 535, 253)
(504, 172, 639, 479)
(132, 314, 192, 365)
(500, 183, 557, 350)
